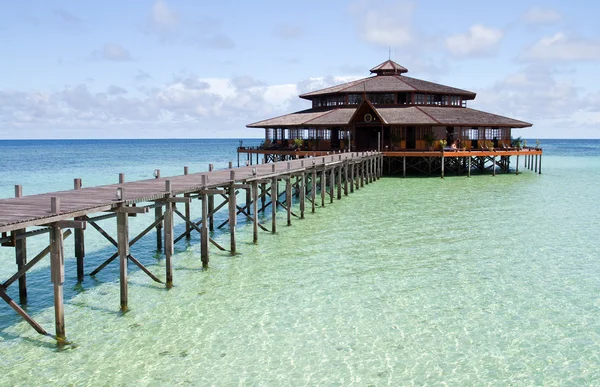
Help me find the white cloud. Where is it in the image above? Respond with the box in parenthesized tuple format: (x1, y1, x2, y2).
(92, 44, 132, 61)
(521, 32, 600, 62)
(357, 1, 415, 47)
(151, 0, 179, 27)
(522, 6, 562, 24)
(445, 24, 503, 57)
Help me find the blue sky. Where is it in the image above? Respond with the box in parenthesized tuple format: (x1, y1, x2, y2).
(1, 0, 599, 139)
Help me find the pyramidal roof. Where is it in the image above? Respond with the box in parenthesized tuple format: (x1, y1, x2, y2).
(369, 59, 408, 75)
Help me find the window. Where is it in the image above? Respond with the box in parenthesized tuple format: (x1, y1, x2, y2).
(485, 127, 501, 140)
(398, 93, 409, 105)
(450, 95, 461, 106)
(441, 95, 449, 106)
(367, 93, 394, 105)
(415, 93, 426, 104)
(348, 94, 362, 105)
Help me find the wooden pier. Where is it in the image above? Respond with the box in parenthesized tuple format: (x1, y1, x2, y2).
(0, 151, 382, 342)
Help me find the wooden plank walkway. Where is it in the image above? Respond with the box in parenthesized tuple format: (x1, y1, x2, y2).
(0, 151, 376, 234)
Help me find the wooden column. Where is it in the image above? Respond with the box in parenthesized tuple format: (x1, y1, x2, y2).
(538, 154, 542, 174)
(467, 156, 471, 177)
(286, 177, 292, 226)
(492, 156, 496, 176)
(229, 171, 236, 254)
(320, 169, 326, 207)
(534, 154, 538, 173)
(201, 192, 209, 267)
(361, 159, 365, 187)
(261, 182, 267, 211)
(164, 180, 174, 287)
(49, 224, 66, 341)
(73, 179, 85, 282)
(14, 185, 28, 303)
(183, 167, 191, 239)
(403, 156, 406, 178)
(208, 164, 215, 231)
(350, 162, 355, 193)
(311, 168, 317, 213)
(154, 170, 162, 252)
(252, 181, 259, 243)
(117, 207, 129, 312)
(271, 177, 277, 233)
(343, 161, 348, 196)
(441, 154, 445, 178)
(516, 155, 519, 175)
(329, 167, 334, 204)
(299, 173, 305, 219)
(337, 165, 342, 200)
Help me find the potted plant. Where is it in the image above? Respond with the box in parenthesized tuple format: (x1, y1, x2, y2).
(535, 139, 541, 150)
(293, 138, 303, 150)
(423, 133, 437, 150)
(485, 140, 494, 150)
(439, 139, 447, 150)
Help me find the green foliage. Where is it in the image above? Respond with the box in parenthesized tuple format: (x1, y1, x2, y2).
(423, 132, 437, 145)
(293, 138, 303, 148)
(439, 139, 447, 148)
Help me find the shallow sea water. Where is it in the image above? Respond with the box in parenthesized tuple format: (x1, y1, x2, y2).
(0, 139, 599, 385)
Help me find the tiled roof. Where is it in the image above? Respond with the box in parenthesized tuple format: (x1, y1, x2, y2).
(370, 60, 408, 74)
(299, 75, 476, 99)
(247, 106, 532, 128)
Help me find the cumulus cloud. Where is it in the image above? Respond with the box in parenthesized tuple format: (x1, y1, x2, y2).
(356, 1, 415, 47)
(92, 44, 132, 61)
(445, 24, 503, 57)
(522, 6, 562, 24)
(135, 70, 152, 82)
(0, 74, 303, 137)
(520, 32, 600, 62)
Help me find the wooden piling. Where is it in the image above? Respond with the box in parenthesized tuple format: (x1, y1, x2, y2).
(49, 225, 66, 341)
(329, 167, 334, 204)
(337, 165, 342, 200)
(468, 157, 471, 177)
(350, 162, 355, 193)
(14, 185, 28, 303)
(311, 169, 317, 213)
(200, 192, 209, 267)
(252, 181, 258, 243)
(441, 154, 445, 178)
(516, 155, 519, 175)
(299, 172, 305, 219)
(271, 177, 277, 233)
(286, 177, 292, 226)
(164, 180, 174, 287)
(343, 161, 348, 196)
(321, 169, 326, 207)
(228, 170, 237, 254)
(538, 154, 542, 174)
(117, 208, 129, 312)
(403, 156, 406, 178)
(208, 164, 215, 231)
(73, 179, 85, 282)
(492, 155, 496, 177)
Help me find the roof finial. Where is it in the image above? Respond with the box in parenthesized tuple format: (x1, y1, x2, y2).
(388, 46, 391, 60)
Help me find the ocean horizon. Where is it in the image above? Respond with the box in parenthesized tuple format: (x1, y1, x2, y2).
(1, 138, 599, 385)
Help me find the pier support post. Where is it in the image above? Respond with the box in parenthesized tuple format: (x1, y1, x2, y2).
(516, 155, 519, 175)
(271, 177, 277, 233)
(350, 162, 355, 193)
(73, 179, 85, 282)
(467, 157, 471, 177)
(337, 166, 342, 200)
(252, 181, 259, 243)
(14, 185, 28, 303)
(164, 180, 174, 287)
(311, 169, 317, 213)
(441, 154, 445, 178)
(201, 193, 209, 267)
(117, 207, 129, 312)
(321, 169, 326, 207)
(299, 172, 305, 219)
(534, 154, 538, 173)
(286, 177, 292, 226)
(329, 168, 334, 204)
(208, 164, 215, 231)
(343, 161, 349, 196)
(184, 167, 191, 239)
(539, 154, 542, 174)
(492, 156, 496, 177)
(403, 156, 406, 178)
(229, 171, 237, 254)
(50, 224, 66, 341)
(154, 170, 162, 252)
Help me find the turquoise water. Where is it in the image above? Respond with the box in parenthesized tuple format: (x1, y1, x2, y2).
(1, 139, 599, 385)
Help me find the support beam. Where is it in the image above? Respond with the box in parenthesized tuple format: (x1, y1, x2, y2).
(311, 169, 317, 213)
(200, 193, 209, 268)
(14, 185, 28, 303)
(228, 171, 237, 255)
(271, 177, 277, 233)
(441, 154, 445, 179)
(252, 181, 259, 243)
(163, 180, 174, 288)
(337, 165, 342, 200)
(49, 225, 66, 341)
(299, 172, 305, 219)
(73, 179, 85, 283)
(286, 177, 292, 226)
(516, 155, 519, 175)
(116, 208, 129, 312)
(321, 169, 326, 207)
